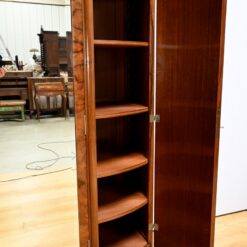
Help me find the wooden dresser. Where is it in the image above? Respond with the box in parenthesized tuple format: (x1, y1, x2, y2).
(72, 0, 227, 246)
(0, 71, 33, 102)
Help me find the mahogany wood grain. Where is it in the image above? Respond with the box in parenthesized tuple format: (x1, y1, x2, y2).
(98, 191, 148, 224)
(93, 0, 149, 42)
(96, 104, 148, 119)
(99, 208, 149, 247)
(100, 231, 147, 247)
(97, 152, 148, 178)
(94, 48, 149, 107)
(94, 40, 149, 48)
(96, 115, 149, 164)
(155, 1, 227, 246)
(71, 0, 90, 245)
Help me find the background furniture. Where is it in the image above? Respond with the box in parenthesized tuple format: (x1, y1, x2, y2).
(28, 77, 74, 118)
(0, 71, 33, 104)
(67, 81, 74, 113)
(72, 0, 227, 246)
(38, 28, 73, 76)
(38, 29, 59, 76)
(0, 100, 26, 121)
(34, 82, 66, 119)
(66, 32, 73, 76)
(59, 37, 67, 71)
(0, 59, 12, 67)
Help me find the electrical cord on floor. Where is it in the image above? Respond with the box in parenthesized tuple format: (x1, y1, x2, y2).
(25, 140, 75, 170)
(0, 140, 76, 183)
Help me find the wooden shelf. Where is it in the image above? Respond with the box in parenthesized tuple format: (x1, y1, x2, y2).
(96, 103, 148, 119)
(101, 231, 147, 247)
(94, 39, 149, 48)
(97, 152, 148, 178)
(98, 191, 147, 224)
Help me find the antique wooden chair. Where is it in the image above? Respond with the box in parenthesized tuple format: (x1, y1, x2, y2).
(34, 82, 66, 120)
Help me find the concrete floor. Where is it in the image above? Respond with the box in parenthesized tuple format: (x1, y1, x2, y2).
(0, 117, 76, 182)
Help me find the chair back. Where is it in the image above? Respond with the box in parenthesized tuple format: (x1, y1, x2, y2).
(34, 82, 65, 97)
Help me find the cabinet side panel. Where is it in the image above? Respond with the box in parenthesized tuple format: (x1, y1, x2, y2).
(148, 0, 155, 244)
(155, 1, 226, 246)
(72, 0, 90, 246)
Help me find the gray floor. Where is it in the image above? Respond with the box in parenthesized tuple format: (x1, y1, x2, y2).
(0, 117, 76, 181)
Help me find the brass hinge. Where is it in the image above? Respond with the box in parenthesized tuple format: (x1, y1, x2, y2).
(88, 240, 91, 247)
(149, 223, 159, 231)
(85, 58, 91, 65)
(150, 114, 160, 123)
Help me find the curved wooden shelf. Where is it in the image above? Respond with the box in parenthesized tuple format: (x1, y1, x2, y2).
(97, 152, 148, 178)
(98, 191, 147, 224)
(94, 39, 149, 48)
(96, 103, 148, 119)
(101, 231, 147, 247)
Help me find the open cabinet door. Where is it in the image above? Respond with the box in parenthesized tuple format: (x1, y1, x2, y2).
(155, 1, 227, 246)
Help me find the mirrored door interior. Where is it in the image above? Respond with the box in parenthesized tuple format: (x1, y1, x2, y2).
(0, 0, 79, 246)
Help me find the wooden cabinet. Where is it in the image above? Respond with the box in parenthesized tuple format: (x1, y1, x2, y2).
(71, 0, 227, 246)
(38, 28, 73, 76)
(38, 29, 60, 76)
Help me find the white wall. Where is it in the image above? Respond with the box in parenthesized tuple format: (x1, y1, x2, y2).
(216, 0, 247, 215)
(1, 0, 70, 4)
(0, 1, 71, 63)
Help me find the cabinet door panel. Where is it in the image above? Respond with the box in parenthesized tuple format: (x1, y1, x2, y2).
(155, 1, 226, 246)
